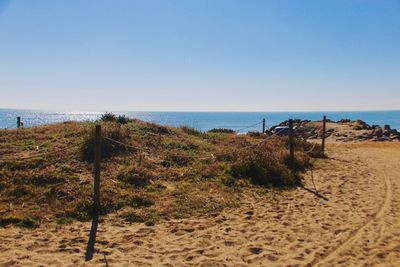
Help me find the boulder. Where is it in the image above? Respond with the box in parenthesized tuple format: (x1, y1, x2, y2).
(353, 120, 370, 130)
(372, 128, 383, 138)
(390, 129, 400, 136)
(383, 125, 392, 137)
(384, 124, 391, 131)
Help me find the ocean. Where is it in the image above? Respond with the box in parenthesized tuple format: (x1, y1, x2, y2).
(1, 109, 399, 132)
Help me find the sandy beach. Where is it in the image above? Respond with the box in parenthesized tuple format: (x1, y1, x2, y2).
(1, 140, 399, 266)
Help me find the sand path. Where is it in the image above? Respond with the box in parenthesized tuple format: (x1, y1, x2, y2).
(0, 143, 399, 266)
(314, 143, 400, 266)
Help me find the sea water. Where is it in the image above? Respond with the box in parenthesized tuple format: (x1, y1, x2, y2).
(1, 109, 399, 132)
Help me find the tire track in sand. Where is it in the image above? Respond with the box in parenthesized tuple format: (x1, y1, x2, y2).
(311, 148, 392, 266)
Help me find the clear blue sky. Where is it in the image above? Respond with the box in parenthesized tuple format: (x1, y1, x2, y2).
(0, 0, 399, 111)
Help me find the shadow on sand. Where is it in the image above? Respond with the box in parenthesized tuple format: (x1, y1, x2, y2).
(85, 212, 99, 261)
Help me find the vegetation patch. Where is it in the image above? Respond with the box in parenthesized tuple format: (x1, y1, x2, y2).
(0, 216, 39, 228)
(208, 128, 235, 134)
(231, 138, 305, 187)
(101, 113, 131, 124)
(56, 217, 74, 225)
(117, 195, 155, 209)
(180, 126, 203, 136)
(81, 123, 132, 162)
(117, 165, 153, 187)
(0, 115, 319, 228)
(162, 151, 193, 167)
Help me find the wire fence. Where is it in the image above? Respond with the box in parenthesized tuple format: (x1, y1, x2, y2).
(234, 121, 264, 133)
(4, 119, 320, 161)
(0, 145, 78, 162)
(0, 118, 324, 163)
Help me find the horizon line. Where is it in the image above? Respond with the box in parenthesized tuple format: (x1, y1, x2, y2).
(1, 107, 400, 113)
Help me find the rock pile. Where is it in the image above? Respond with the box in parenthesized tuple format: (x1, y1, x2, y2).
(271, 119, 400, 142)
(336, 120, 400, 142)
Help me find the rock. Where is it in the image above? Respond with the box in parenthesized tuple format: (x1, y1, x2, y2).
(366, 133, 375, 139)
(390, 130, 400, 136)
(383, 125, 392, 137)
(372, 128, 383, 138)
(353, 120, 370, 130)
(373, 136, 390, 142)
(384, 124, 391, 131)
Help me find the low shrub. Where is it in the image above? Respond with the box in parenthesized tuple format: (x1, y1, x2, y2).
(0, 216, 39, 228)
(101, 112, 117, 122)
(116, 115, 130, 124)
(8, 185, 30, 197)
(123, 212, 146, 223)
(180, 126, 203, 136)
(80, 123, 131, 162)
(18, 217, 40, 228)
(117, 195, 155, 209)
(247, 131, 263, 138)
(101, 113, 131, 124)
(231, 141, 303, 187)
(163, 141, 199, 151)
(56, 217, 73, 225)
(67, 198, 116, 221)
(162, 151, 192, 167)
(208, 128, 235, 134)
(117, 165, 152, 187)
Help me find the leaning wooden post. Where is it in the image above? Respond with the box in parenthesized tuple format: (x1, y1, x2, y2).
(289, 119, 295, 169)
(262, 118, 266, 134)
(322, 115, 326, 154)
(93, 125, 101, 214)
(17, 117, 21, 128)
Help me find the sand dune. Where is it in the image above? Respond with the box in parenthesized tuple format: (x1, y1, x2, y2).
(1, 142, 399, 266)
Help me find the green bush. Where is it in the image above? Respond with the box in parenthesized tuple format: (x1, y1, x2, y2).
(8, 185, 30, 197)
(117, 195, 155, 209)
(123, 212, 146, 223)
(180, 125, 203, 136)
(101, 113, 131, 124)
(56, 217, 73, 225)
(68, 199, 116, 221)
(231, 142, 302, 187)
(208, 128, 235, 134)
(116, 115, 130, 124)
(117, 165, 152, 187)
(131, 122, 170, 135)
(101, 112, 117, 122)
(0, 216, 39, 228)
(162, 151, 192, 167)
(80, 124, 131, 162)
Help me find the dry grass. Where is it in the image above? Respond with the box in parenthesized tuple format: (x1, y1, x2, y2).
(0, 119, 316, 228)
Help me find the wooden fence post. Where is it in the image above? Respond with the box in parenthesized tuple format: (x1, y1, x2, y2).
(17, 117, 21, 128)
(322, 116, 326, 154)
(93, 125, 101, 214)
(262, 118, 266, 134)
(289, 119, 295, 169)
